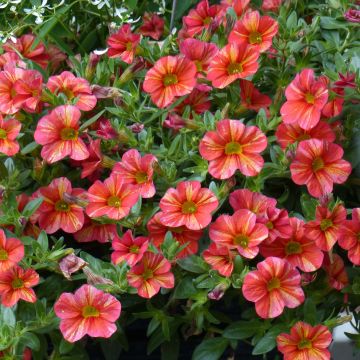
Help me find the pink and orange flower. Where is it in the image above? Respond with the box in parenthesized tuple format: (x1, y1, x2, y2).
(242, 256, 305, 318)
(0, 115, 21, 156)
(277, 321, 332, 360)
(139, 12, 164, 40)
(322, 253, 349, 290)
(290, 139, 352, 198)
(73, 216, 117, 243)
(143, 55, 197, 108)
(0, 229, 24, 272)
(159, 180, 218, 230)
(199, 119, 267, 179)
(54, 284, 121, 342)
(238, 80, 272, 113)
(203, 243, 237, 277)
(127, 252, 174, 298)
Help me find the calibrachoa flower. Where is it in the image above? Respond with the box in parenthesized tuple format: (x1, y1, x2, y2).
(290, 139, 352, 198)
(344, 9, 360, 23)
(280, 69, 328, 130)
(209, 209, 268, 259)
(54, 284, 121, 343)
(159, 180, 218, 230)
(207, 43, 260, 88)
(322, 88, 344, 118)
(262, 0, 282, 12)
(143, 55, 197, 108)
(260, 217, 324, 272)
(221, 0, 250, 17)
(107, 24, 141, 64)
(242, 256, 305, 318)
(229, 10, 279, 53)
(73, 216, 117, 243)
(0, 115, 21, 156)
(34, 105, 89, 163)
(173, 88, 211, 114)
(112, 149, 157, 198)
(0, 229, 24, 272)
(47, 71, 97, 111)
(338, 208, 360, 265)
(147, 212, 203, 258)
(86, 174, 140, 220)
(322, 253, 349, 290)
(199, 119, 267, 179)
(305, 204, 346, 252)
(238, 80, 272, 113)
(34, 177, 85, 234)
(203, 243, 236, 277)
(0, 265, 39, 307)
(276, 321, 332, 360)
(127, 252, 174, 298)
(111, 230, 149, 267)
(139, 12, 164, 40)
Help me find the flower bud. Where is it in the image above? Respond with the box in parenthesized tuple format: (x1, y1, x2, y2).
(59, 254, 87, 280)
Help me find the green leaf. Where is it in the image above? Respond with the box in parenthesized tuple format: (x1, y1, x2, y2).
(192, 337, 228, 360)
(21, 141, 39, 155)
(79, 110, 105, 131)
(304, 298, 317, 325)
(22, 197, 43, 218)
(1, 306, 15, 327)
(20, 332, 40, 351)
(173, 277, 197, 299)
(177, 255, 209, 273)
(252, 333, 276, 355)
(37, 231, 49, 251)
(59, 339, 74, 355)
(223, 320, 262, 340)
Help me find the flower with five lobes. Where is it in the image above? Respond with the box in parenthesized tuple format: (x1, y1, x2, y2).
(127, 252, 175, 298)
(229, 10, 279, 53)
(33, 177, 86, 234)
(290, 139, 352, 198)
(209, 209, 269, 259)
(276, 321, 332, 360)
(199, 119, 267, 179)
(86, 174, 140, 220)
(0, 229, 24, 272)
(203, 243, 237, 277)
(242, 256, 305, 318)
(280, 68, 328, 130)
(54, 284, 121, 343)
(0, 115, 21, 156)
(238, 79, 272, 113)
(323, 253, 349, 291)
(111, 230, 149, 267)
(207, 43, 260, 89)
(143, 55, 197, 108)
(34, 105, 89, 164)
(139, 12, 164, 40)
(0, 265, 39, 307)
(159, 180, 218, 230)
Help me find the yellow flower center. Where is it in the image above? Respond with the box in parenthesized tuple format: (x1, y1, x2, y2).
(61, 88, 75, 100)
(143, 269, 153, 280)
(225, 141, 242, 155)
(169, 227, 184, 234)
(267, 277, 280, 291)
(163, 74, 178, 87)
(305, 93, 315, 104)
(10, 87, 17, 99)
(320, 219, 333, 231)
(135, 171, 148, 184)
(107, 195, 121, 208)
(285, 241, 302, 255)
(126, 42, 133, 51)
(266, 221, 274, 230)
(0, 129, 7, 139)
(60, 127, 78, 141)
(298, 133, 311, 141)
(194, 60, 203, 72)
(55, 200, 71, 212)
(129, 245, 139, 254)
(249, 31, 262, 44)
(297, 339, 312, 350)
(312, 157, 324, 172)
(182, 200, 197, 214)
(11, 278, 24, 289)
(203, 16, 212, 25)
(227, 62, 243, 75)
(82, 305, 100, 318)
(234, 234, 249, 248)
(0, 249, 8, 261)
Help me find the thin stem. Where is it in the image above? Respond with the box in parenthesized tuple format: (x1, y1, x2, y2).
(170, 0, 177, 31)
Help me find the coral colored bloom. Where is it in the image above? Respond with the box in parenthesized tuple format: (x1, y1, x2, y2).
(275, 120, 336, 150)
(229, 188, 277, 215)
(229, 11, 278, 53)
(203, 243, 236, 277)
(34, 177, 85, 234)
(338, 208, 360, 265)
(290, 139, 351, 198)
(277, 321, 332, 360)
(73, 216, 117, 243)
(322, 88, 344, 118)
(173, 88, 211, 114)
(280, 69, 328, 130)
(242, 256, 305, 318)
(210, 209, 268, 258)
(86, 174, 139, 220)
(47, 71, 97, 111)
(221, 0, 251, 17)
(159, 181, 218, 230)
(111, 230, 149, 267)
(54, 284, 121, 343)
(0, 52, 25, 70)
(322, 253, 349, 290)
(199, 119, 267, 179)
(239, 80, 272, 112)
(305, 204, 346, 251)
(80, 139, 104, 179)
(143, 55, 197, 108)
(0, 265, 39, 307)
(34, 105, 89, 163)
(147, 212, 203, 258)
(260, 217, 324, 272)
(0, 115, 21, 156)
(334, 72, 356, 89)
(207, 43, 260, 88)
(179, 39, 218, 75)
(127, 252, 174, 298)
(0, 229, 24, 272)
(107, 24, 141, 64)
(3, 34, 50, 69)
(112, 149, 157, 198)
(344, 9, 360, 23)
(262, 0, 282, 12)
(139, 12, 164, 40)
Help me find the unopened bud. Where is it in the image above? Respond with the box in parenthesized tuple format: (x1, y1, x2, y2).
(208, 283, 228, 300)
(83, 266, 114, 286)
(59, 254, 87, 280)
(85, 52, 101, 81)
